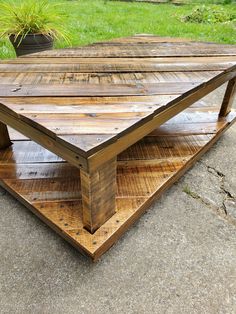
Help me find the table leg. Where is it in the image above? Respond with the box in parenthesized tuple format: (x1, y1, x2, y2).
(0, 121, 12, 149)
(219, 78, 236, 117)
(80, 157, 117, 233)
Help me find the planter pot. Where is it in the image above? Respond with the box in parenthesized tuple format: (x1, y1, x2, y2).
(9, 34, 54, 57)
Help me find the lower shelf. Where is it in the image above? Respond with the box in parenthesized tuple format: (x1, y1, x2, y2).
(0, 109, 235, 261)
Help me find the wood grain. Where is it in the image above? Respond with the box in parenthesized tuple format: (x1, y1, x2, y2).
(0, 109, 235, 260)
(81, 158, 117, 233)
(219, 78, 236, 117)
(0, 61, 233, 73)
(0, 64, 235, 166)
(17, 43, 236, 58)
(0, 35, 236, 259)
(0, 82, 200, 97)
(0, 121, 12, 149)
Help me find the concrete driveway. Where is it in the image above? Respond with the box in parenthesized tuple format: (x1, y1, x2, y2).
(0, 86, 236, 314)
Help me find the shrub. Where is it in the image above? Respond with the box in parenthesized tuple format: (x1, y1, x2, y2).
(181, 5, 236, 24)
(0, 0, 70, 42)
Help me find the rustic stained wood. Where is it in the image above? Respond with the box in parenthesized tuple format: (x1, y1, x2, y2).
(81, 157, 117, 233)
(0, 121, 11, 149)
(1, 109, 235, 260)
(0, 35, 235, 260)
(219, 78, 236, 117)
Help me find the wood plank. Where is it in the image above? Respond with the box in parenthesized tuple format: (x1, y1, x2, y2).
(0, 162, 79, 180)
(0, 71, 221, 85)
(94, 41, 235, 48)
(0, 140, 63, 163)
(0, 61, 234, 73)
(4, 177, 81, 203)
(150, 120, 227, 136)
(5, 56, 236, 64)
(18, 44, 236, 58)
(0, 82, 203, 97)
(119, 134, 211, 160)
(0, 94, 215, 115)
(0, 94, 178, 108)
(103, 35, 194, 44)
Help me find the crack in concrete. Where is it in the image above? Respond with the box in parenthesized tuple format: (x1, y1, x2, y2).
(183, 162, 236, 227)
(205, 164, 235, 217)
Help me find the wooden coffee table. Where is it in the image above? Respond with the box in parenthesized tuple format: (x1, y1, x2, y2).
(0, 35, 235, 261)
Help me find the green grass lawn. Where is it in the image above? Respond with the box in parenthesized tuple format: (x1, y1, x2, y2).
(0, 0, 235, 59)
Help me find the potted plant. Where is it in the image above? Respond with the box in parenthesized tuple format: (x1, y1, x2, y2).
(0, 0, 69, 57)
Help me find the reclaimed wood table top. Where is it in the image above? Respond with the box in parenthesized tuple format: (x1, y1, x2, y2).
(0, 34, 235, 173)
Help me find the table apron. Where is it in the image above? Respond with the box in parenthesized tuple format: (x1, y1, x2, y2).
(88, 67, 236, 172)
(0, 110, 88, 171)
